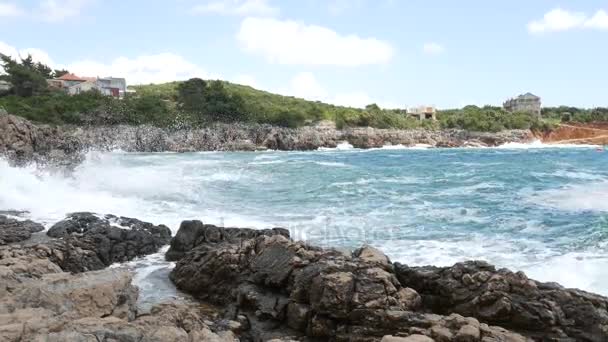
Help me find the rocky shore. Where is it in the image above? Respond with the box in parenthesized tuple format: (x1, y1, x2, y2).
(2, 214, 608, 341)
(0, 112, 534, 165)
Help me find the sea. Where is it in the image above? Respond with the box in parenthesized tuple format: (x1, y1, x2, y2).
(1, 141, 607, 306)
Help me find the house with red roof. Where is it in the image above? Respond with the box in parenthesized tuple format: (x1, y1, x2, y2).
(47, 73, 128, 98)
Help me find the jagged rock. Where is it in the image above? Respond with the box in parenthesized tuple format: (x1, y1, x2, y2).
(0, 242, 235, 341)
(46, 212, 171, 272)
(165, 219, 289, 261)
(395, 260, 608, 341)
(0, 215, 44, 245)
(170, 232, 529, 341)
(0, 113, 83, 165)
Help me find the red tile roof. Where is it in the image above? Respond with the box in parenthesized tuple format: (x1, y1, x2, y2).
(57, 73, 86, 81)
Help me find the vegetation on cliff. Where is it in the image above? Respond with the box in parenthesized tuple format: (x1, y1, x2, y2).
(2, 53, 604, 132)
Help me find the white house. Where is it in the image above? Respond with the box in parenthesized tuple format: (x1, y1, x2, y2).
(49, 73, 127, 98)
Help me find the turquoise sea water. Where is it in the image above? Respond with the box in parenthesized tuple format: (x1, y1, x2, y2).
(2, 144, 608, 296)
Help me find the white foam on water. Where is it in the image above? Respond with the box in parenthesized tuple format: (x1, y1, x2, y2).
(248, 160, 285, 165)
(497, 139, 599, 149)
(371, 144, 433, 150)
(318, 141, 354, 151)
(530, 181, 608, 212)
(523, 252, 608, 294)
(314, 161, 350, 167)
(378, 236, 608, 295)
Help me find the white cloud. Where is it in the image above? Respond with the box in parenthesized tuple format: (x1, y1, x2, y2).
(0, 42, 55, 66)
(287, 72, 327, 100)
(193, 0, 278, 17)
(422, 42, 444, 55)
(66, 53, 210, 85)
(0, 2, 23, 17)
(1, 41, 210, 85)
(276, 72, 399, 109)
(584, 9, 608, 30)
(331, 91, 374, 108)
(528, 8, 608, 33)
(233, 74, 259, 88)
(237, 17, 394, 66)
(37, 0, 91, 22)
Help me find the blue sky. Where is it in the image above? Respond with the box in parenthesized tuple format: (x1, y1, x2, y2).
(1, 0, 607, 108)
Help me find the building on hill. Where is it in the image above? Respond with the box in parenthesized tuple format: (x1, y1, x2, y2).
(96, 77, 126, 97)
(503, 93, 541, 117)
(47, 74, 127, 98)
(407, 105, 437, 120)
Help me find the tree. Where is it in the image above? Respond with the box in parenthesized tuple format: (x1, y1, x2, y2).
(176, 78, 207, 113)
(35, 62, 53, 78)
(53, 69, 69, 78)
(0, 54, 48, 97)
(203, 80, 247, 122)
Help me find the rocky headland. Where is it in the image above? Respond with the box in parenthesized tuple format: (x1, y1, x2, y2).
(2, 214, 608, 341)
(0, 112, 535, 165)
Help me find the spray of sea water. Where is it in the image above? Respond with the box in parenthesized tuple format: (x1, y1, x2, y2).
(2, 143, 608, 300)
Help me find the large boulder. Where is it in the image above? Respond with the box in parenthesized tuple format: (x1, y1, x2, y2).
(165, 219, 289, 261)
(395, 260, 608, 341)
(47, 212, 172, 272)
(0, 215, 44, 245)
(0, 243, 236, 341)
(170, 235, 528, 341)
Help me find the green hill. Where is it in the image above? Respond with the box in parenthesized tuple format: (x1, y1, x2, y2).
(131, 81, 378, 127)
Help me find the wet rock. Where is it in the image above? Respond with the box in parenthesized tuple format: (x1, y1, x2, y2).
(46, 212, 171, 272)
(395, 260, 608, 341)
(0, 215, 45, 245)
(165, 219, 289, 261)
(170, 232, 529, 341)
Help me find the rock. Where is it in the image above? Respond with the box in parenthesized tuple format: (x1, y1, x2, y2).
(395, 260, 608, 341)
(47, 212, 171, 272)
(456, 324, 480, 342)
(170, 232, 530, 341)
(353, 245, 392, 269)
(0, 113, 83, 166)
(0, 215, 45, 245)
(165, 219, 289, 261)
(0, 242, 235, 341)
(382, 335, 434, 342)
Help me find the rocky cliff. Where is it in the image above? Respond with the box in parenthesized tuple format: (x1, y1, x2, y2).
(536, 123, 608, 145)
(0, 113, 535, 166)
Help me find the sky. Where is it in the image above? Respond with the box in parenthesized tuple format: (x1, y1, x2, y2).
(1, 0, 607, 109)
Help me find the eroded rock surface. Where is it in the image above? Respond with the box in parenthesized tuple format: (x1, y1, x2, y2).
(170, 231, 529, 342)
(395, 260, 608, 341)
(0, 242, 236, 342)
(0, 215, 44, 245)
(47, 212, 172, 272)
(0, 113, 82, 166)
(165, 219, 289, 261)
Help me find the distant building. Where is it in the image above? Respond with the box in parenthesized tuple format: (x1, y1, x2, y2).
(47, 73, 127, 98)
(68, 80, 98, 95)
(96, 77, 127, 97)
(407, 105, 437, 120)
(503, 93, 541, 117)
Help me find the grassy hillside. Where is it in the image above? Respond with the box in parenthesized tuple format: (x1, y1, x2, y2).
(130, 81, 377, 127)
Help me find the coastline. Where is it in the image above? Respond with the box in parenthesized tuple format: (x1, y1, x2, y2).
(1, 112, 537, 165)
(2, 213, 608, 341)
(2, 112, 608, 340)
